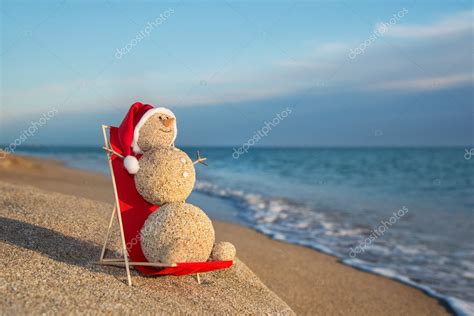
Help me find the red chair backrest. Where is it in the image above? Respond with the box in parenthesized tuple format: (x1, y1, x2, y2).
(109, 126, 159, 274)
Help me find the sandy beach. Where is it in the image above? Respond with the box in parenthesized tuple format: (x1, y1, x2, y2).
(0, 153, 452, 315)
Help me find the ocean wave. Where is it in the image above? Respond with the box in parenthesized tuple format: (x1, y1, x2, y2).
(194, 180, 338, 240)
(195, 179, 474, 316)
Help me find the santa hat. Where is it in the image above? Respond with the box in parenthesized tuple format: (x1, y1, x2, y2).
(118, 102, 177, 174)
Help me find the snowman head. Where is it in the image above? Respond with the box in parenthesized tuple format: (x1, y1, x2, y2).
(118, 103, 178, 174)
(132, 107, 177, 154)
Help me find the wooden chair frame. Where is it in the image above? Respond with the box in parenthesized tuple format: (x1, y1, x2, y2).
(96, 125, 185, 286)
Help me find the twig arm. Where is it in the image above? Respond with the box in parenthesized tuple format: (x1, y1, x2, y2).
(193, 150, 208, 166)
(102, 146, 124, 159)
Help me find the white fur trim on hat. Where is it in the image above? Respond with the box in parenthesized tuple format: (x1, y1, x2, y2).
(124, 155, 140, 174)
(131, 107, 177, 154)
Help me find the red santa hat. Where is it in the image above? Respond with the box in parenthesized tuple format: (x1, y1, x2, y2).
(118, 102, 177, 174)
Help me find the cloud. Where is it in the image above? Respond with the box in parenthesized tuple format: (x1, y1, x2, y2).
(365, 73, 473, 92)
(201, 10, 473, 97)
(382, 10, 473, 38)
(2, 10, 472, 121)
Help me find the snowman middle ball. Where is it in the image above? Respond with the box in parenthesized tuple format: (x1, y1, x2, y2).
(135, 147, 195, 205)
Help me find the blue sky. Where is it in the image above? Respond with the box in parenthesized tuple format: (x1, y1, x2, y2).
(0, 0, 472, 146)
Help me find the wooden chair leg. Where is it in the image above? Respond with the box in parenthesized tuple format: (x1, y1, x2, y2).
(103, 125, 133, 287)
(196, 273, 201, 284)
(116, 208, 132, 286)
(99, 205, 116, 261)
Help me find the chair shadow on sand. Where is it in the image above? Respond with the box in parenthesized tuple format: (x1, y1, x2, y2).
(0, 216, 125, 278)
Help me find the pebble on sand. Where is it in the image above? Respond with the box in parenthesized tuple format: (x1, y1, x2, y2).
(211, 241, 236, 261)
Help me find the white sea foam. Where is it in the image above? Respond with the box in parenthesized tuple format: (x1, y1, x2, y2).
(395, 244, 424, 255)
(325, 228, 365, 237)
(194, 179, 474, 316)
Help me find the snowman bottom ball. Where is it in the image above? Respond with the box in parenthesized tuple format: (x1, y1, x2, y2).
(140, 203, 215, 264)
(135, 147, 195, 205)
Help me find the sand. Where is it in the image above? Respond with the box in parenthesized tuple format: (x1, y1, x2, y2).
(0, 181, 292, 315)
(0, 153, 451, 315)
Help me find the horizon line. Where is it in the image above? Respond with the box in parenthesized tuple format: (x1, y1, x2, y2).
(2, 144, 472, 150)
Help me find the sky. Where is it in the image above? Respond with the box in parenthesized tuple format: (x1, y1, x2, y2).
(0, 0, 473, 147)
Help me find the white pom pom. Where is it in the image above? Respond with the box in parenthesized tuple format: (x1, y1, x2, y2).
(124, 155, 140, 174)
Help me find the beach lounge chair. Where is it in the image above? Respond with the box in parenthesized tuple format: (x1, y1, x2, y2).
(96, 125, 233, 286)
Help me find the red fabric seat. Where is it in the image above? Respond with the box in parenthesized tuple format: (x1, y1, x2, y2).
(108, 126, 233, 275)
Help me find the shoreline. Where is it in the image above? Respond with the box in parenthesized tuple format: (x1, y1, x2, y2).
(0, 153, 453, 315)
(191, 191, 464, 316)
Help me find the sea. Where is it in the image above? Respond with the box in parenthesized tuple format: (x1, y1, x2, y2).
(8, 145, 474, 315)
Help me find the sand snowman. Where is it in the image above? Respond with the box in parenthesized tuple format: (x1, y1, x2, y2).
(118, 102, 236, 264)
